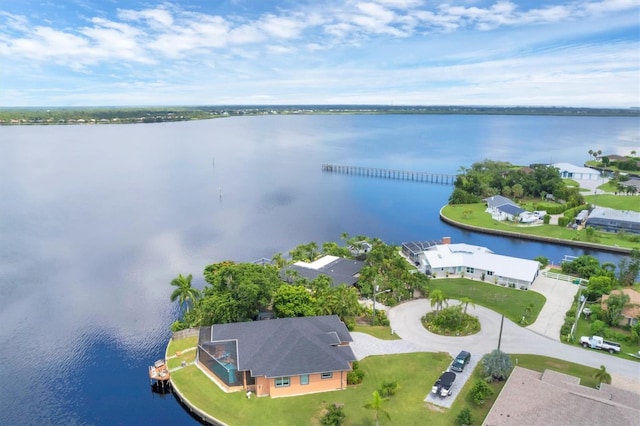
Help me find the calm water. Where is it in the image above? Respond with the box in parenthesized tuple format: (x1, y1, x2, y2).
(0, 114, 638, 425)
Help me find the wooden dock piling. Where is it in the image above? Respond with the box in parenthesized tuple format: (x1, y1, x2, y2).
(321, 164, 455, 185)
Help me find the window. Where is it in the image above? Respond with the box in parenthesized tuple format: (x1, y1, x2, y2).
(466, 267, 474, 273)
(487, 271, 494, 276)
(275, 377, 290, 387)
(300, 375, 309, 385)
(321, 372, 333, 379)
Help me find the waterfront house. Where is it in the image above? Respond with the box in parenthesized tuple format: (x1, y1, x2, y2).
(553, 162, 601, 180)
(197, 315, 356, 398)
(483, 195, 526, 222)
(414, 238, 540, 289)
(586, 206, 640, 234)
(280, 255, 364, 287)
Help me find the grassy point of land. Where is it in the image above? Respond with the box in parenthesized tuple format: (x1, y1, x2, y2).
(441, 203, 640, 250)
(428, 279, 546, 325)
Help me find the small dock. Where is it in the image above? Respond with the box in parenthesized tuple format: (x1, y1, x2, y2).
(149, 359, 171, 392)
(321, 164, 455, 185)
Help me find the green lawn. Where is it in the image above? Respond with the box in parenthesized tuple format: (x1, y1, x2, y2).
(584, 194, 640, 212)
(171, 352, 453, 425)
(352, 325, 401, 340)
(442, 203, 640, 250)
(166, 336, 198, 369)
(511, 354, 601, 388)
(428, 279, 546, 325)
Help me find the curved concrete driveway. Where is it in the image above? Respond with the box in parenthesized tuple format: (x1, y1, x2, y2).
(386, 299, 640, 388)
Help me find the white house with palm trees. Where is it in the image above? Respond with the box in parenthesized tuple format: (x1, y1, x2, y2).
(418, 239, 540, 289)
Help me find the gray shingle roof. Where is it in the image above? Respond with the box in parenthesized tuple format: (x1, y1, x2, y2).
(483, 367, 640, 426)
(281, 257, 365, 286)
(202, 315, 356, 378)
(483, 195, 517, 209)
(497, 204, 526, 216)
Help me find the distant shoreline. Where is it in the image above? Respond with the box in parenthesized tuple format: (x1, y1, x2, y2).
(1, 105, 638, 126)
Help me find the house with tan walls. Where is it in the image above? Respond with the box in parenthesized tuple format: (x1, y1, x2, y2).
(197, 315, 356, 397)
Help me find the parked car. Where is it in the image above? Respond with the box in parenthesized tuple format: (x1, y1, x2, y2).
(451, 350, 471, 372)
(431, 371, 456, 397)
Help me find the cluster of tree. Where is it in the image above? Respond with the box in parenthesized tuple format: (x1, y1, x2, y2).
(449, 159, 583, 206)
(170, 235, 424, 331)
(358, 238, 429, 303)
(561, 250, 640, 300)
(422, 290, 480, 335)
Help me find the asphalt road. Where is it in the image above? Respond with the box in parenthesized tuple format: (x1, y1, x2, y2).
(387, 299, 640, 385)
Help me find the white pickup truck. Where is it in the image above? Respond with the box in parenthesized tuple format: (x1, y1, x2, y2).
(580, 335, 621, 354)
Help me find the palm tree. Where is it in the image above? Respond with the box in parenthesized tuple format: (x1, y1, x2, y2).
(430, 289, 448, 314)
(364, 391, 390, 426)
(460, 297, 475, 314)
(593, 365, 612, 385)
(170, 273, 200, 314)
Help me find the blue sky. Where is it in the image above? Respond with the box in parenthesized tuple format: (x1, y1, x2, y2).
(1, 0, 638, 107)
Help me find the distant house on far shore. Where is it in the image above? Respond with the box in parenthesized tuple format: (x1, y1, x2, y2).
(483, 195, 526, 222)
(553, 162, 601, 180)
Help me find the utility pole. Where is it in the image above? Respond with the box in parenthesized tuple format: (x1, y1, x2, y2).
(497, 314, 504, 351)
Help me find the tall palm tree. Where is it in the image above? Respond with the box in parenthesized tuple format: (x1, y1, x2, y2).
(170, 273, 200, 314)
(593, 365, 612, 385)
(364, 391, 390, 426)
(460, 297, 475, 314)
(430, 289, 447, 315)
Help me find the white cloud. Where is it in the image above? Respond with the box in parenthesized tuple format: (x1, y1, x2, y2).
(0, 0, 638, 106)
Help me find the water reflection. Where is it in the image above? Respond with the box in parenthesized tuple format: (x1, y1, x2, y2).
(0, 114, 637, 424)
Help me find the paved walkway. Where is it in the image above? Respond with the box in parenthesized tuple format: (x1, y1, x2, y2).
(527, 273, 579, 339)
(351, 299, 640, 392)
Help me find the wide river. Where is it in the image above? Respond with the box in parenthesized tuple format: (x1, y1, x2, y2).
(0, 113, 638, 425)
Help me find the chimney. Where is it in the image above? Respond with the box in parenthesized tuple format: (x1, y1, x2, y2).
(442, 236, 451, 245)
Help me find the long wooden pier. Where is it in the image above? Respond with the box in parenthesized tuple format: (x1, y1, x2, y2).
(321, 164, 455, 185)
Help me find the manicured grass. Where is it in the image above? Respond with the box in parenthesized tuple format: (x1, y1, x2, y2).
(428, 279, 546, 325)
(510, 354, 601, 388)
(352, 325, 401, 340)
(442, 203, 640, 249)
(167, 349, 197, 370)
(167, 336, 198, 355)
(563, 178, 579, 187)
(171, 352, 453, 425)
(584, 194, 640, 212)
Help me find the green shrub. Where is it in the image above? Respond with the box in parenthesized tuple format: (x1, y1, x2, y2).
(590, 320, 606, 336)
(456, 407, 474, 426)
(321, 404, 346, 426)
(558, 216, 570, 227)
(378, 380, 398, 397)
(347, 361, 365, 385)
(470, 379, 493, 405)
(543, 214, 551, 224)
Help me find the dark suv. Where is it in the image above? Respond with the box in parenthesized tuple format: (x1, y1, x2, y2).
(451, 351, 471, 372)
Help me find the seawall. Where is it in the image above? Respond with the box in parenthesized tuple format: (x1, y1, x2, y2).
(439, 206, 634, 255)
